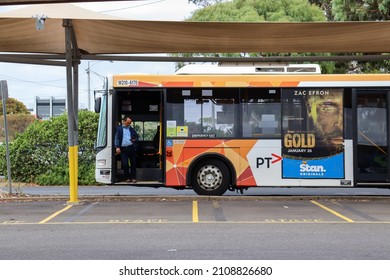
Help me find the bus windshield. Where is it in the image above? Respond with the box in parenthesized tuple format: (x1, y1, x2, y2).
(96, 93, 107, 148)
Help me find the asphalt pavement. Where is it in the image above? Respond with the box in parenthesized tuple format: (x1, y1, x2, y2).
(2, 184, 390, 198)
(2, 184, 390, 261)
(2, 197, 390, 260)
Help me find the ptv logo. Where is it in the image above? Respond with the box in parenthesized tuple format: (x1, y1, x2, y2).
(256, 154, 283, 168)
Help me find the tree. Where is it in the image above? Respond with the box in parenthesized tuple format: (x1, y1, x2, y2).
(179, 0, 390, 74)
(0, 97, 29, 115)
(188, 0, 224, 7)
(0, 110, 99, 185)
(0, 114, 36, 142)
(0, 98, 34, 142)
(307, 0, 390, 73)
(308, 0, 333, 21)
(331, 0, 390, 21)
(189, 0, 326, 22)
(192, 0, 390, 23)
(175, 0, 330, 71)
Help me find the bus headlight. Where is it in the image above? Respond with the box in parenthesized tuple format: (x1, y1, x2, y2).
(97, 159, 106, 166)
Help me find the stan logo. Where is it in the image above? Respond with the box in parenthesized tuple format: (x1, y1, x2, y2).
(300, 162, 326, 173)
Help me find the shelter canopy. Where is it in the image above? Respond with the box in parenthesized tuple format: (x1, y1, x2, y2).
(1, 3, 390, 55)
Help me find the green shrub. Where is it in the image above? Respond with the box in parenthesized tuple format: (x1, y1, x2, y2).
(0, 110, 99, 185)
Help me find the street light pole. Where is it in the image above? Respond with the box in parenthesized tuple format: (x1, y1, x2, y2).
(86, 61, 113, 111)
(87, 61, 91, 111)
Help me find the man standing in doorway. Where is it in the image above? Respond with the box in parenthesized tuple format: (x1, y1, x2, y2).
(115, 116, 139, 183)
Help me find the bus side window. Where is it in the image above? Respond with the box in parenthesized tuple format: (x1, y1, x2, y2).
(166, 88, 239, 138)
(241, 88, 281, 138)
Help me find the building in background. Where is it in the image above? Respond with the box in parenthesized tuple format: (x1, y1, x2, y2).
(35, 97, 65, 120)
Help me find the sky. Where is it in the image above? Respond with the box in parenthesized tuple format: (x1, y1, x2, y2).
(0, 0, 199, 111)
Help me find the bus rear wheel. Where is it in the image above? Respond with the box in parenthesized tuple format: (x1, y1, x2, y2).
(191, 159, 230, 196)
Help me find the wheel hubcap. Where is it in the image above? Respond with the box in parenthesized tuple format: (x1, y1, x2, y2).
(197, 164, 223, 191)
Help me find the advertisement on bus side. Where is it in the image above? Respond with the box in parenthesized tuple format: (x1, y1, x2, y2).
(281, 88, 344, 179)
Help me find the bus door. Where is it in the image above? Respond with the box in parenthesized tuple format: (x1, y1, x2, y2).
(115, 89, 163, 183)
(354, 89, 389, 183)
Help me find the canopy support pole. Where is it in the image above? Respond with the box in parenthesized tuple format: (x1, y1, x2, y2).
(63, 19, 79, 204)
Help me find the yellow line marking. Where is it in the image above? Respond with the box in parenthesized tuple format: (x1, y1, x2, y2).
(3, 220, 390, 225)
(38, 205, 73, 224)
(311, 200, 354, 223)
(192, 200, 199, 223)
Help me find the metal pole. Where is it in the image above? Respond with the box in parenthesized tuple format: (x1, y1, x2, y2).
(87, 61, 91, 111)
(0, 80, 12, 194)
(63, 19, 78, 204)
(73, 58, 79, 192)
(50, 96, 53, 118)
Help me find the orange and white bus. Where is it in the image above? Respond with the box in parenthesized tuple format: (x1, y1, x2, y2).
(95, 63, 390, 195)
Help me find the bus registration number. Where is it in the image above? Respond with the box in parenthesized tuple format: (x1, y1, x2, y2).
(117, 80, 138, 86)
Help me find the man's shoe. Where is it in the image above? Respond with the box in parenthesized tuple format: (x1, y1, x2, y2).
(126, 179, 132, 183)
(131, 179, 137, 183)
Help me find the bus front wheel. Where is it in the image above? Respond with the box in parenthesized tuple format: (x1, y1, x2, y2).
(191, 159, 230, 196)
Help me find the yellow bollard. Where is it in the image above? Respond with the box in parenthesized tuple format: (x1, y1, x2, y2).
(68, 145, 79, 204)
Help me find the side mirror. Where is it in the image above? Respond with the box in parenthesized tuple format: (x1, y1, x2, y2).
(94, 97, 101, 113)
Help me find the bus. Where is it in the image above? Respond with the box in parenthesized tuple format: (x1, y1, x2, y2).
(95, 63, 390, 195)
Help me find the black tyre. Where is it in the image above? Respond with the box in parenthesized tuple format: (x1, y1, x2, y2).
(191, 159, 230, 196)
